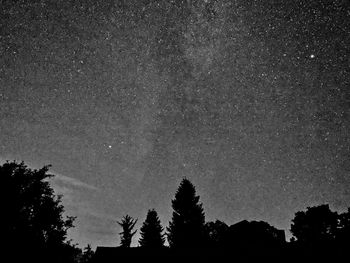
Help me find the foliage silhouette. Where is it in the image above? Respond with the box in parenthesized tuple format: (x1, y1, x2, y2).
(58, 241, 82, 263)
(79, 244, 95, 263)
(6, 159, 350, 261)
(220, 220, 286, 253)
(167, 178, 206, 248)
(338, 208, 350, 244)
(117, 215, 138, 247)
(139, 209, 165, 248)
(204, 220, 229, 247)
(1, 160, 78, 262)
(290, 204, 338, 248)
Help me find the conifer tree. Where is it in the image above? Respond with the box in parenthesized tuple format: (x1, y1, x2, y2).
(167, 178, 206, 248)
(139, 209, 165, 248)
(117, 215, 137, 247)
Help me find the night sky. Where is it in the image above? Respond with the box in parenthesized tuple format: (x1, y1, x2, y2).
(1, 0, 349, 248)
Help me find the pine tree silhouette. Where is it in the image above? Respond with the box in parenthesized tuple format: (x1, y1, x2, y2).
(139, 209, 165, 248)
(117, 215, 137, 248)
(167, 178, 206, 248)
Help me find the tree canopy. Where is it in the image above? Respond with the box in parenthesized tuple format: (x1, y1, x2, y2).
(204, 220, 229, 247)
(337, 208, 350, 248)
(1, 160, 77, 262)
(79, 244, 95, 263)
(290, 204, 338, 247)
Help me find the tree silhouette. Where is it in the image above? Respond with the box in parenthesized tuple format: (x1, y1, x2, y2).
(117, 215, 138, 248)
(224, 220, 285, 250)
(79, 244, 95, 263)
(290, 204, 338, 248)
(337, 208, 350, 248)
(139, 209, 165, 248)
(167, 178, 206, 248)
(204, 220, 229, 247)
(1, 161, 77, 262)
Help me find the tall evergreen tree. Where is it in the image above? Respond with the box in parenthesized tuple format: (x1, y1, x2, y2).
(139, 209, 165, 248)
(167, 178, 206, 248)
(117, 215, 137, 248)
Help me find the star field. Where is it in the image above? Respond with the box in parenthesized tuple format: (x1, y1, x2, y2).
(0, 0, 349, 247)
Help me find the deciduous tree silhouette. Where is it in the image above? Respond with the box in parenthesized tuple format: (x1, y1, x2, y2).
(79, 244, 95, 263)
(290, 204, 338, 248)
(139, 209, 165, 248)
(337, 208, 350, 249)
(223, 220, 286, 251)
(167, 178, 206, 248)
(117, 215, 138, 247)
(204, 220, 229, 247)
(1, 161, 77, 262)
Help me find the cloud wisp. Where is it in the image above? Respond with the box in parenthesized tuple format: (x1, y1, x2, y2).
(49, 172, 98, 191)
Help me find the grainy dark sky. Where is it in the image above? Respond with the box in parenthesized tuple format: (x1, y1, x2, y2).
(1, 0, 349, 248)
